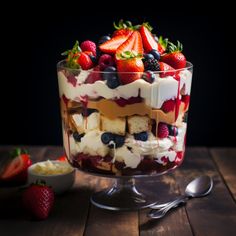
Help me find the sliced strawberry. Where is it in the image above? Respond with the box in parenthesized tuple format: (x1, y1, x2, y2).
(113, 19, 134, 37)
(116, 31, 143, 56)
(99, 35, 129, 54)
(159, 62, 176, 78)
(113, 29, 133, 37)
(139, 25, 158, 52)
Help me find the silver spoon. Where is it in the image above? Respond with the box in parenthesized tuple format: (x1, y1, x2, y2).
(148, 175, 213, 219)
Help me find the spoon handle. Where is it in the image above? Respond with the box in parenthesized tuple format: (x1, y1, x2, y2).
(150, 195, 186, 209)
(148, 196, 188, 219)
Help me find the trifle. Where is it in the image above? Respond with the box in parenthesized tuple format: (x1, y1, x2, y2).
(57, 20, 193, 177)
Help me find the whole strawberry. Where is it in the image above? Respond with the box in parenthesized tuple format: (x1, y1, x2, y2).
(23, 180, 54, 220)
(161, 41, 186, 69)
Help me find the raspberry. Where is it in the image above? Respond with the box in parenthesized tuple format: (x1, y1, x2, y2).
(98, 54, 115, 71)
(161, 99, 176, 113)
(144, 58, 160, 71)
(157, 122, 169, 138)
(85, 65, 102, 84)
(80, 40, 96, 56)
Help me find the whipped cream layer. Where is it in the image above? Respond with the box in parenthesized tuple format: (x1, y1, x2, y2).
(58, 69, 192, 109)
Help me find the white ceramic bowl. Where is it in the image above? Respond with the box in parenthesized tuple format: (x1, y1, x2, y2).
(28, 161, 76, 194)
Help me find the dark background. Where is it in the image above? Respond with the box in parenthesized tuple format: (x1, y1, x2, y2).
(1, 3, 234, 146)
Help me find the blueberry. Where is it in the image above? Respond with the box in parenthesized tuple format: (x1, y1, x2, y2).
(134, 131, 148, 141)
(73, 132, 85, 142)
(167, 125, 178, 136)
(143, 53, 154, 61)
(101, 132, 114, 144)
(142, 71, 155, 83)
(149, 49, 161, 60)
(114, 135, 125, 148)
(103, 66, 120, 89)
(89, 55, 97, 64)
(98, 35, 111, 45)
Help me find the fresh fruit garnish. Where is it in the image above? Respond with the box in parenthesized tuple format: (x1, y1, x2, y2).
(159, 62, 175, 77)
(80, 40, 96, 56)
(142, 70, 155, 83)
(149, 49, 161, 60)
(22, 180, 54, 220)
(0, 148, 32, 184)
(103, 66, 121, 89)
(113, 19, 135, 37)
(98, 54, 115, 70)
(61, 41, 81, 69)
(144, 58, 160, 71)
(143, 53, 154, 60)
(77, 52, 94, 70)
(161, 99, 176, 113)
(116, 51, 144, 84)
(161, 41, 186, 69)
(99, 35, 129, 54)
(85, 65, 102, 84)
(57, 156, 67, 162)
(157, 36, 168, 54)
(116, 31, 143, 56)
(157, 122, 169, 138)
(139, 23, 158, 53)
(134, 131, 148, 141)
(167, 125, 178, 136)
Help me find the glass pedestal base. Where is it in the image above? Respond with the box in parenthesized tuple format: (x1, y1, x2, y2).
(90, 178, 157, 211)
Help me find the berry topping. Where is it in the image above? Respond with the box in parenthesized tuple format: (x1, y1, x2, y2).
(149, 49, 161, 60)
(103, 66, 121, 89)
(99, 35, 129, 54)
(161, 99, 176, 113)
(77, 52, 94, 70)
(142, 71, 155, 83)
(157, 36, 168, 54)
(157, 122, 169, 138)
(113, 19, 134, 37)
(159, 62, 175, 77)
(144, 58, 160, 71)
(161, 41, 186, 69)
(101, 132, 114, 144)
(73, 132, 85, 142)
(167, 125, 178, 136)
(114, 135, 125, 148)
(89, 55, 97, 64)
(143, 53, 154, 60)
(98, 54, 115, 70)
(134, 131, 148, 141)
(139, 24, 158, 52)
(98, 36, 111, 45)
(80, 40, 96, 56)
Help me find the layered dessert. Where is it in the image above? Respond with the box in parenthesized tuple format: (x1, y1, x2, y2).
(57, 20, 193, 176)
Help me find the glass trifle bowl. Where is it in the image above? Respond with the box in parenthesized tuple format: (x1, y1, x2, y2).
(57, 20, 193, 210)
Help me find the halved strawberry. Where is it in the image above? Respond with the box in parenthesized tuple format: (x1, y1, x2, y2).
(113, 19, 134, 37)
(116, 31, 143, 56)
(99, 35, 129, 54)
(0, 149, 31, 184)
(157, 36, 168, 54)
(139, 24, 157, 53)
(161, 41, 186, 69)
(159, 62, 176, 78)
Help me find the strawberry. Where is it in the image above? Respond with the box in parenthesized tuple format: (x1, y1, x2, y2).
(139, 24, 158, 53)
(157, 36, 168, 54)
(116, 31, 143, 56)
(57, 156, 67, 162)
(80, 40, 96, 56)
(116, 51, 144, 84)
(161, 41, 186, 69)
(22, 180, 54, 220)
(113, 19, 134, 37)
(77, 52, 93, 70)
(159, 62, 175, 78)
(157, 122, 169, 138)
(99, 35, 129, 54)
(0, 148, 32, 184)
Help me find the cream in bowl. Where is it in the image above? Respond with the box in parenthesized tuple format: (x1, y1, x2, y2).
(28, 160, 75, 194)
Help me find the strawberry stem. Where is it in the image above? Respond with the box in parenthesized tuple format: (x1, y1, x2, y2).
(167, 40, 183, 53)
(118, 51, 142, 60)
(10, 148, 28, 158)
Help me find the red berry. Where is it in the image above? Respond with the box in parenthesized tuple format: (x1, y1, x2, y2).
(161, 99, 176, 113)
(157, 122, 169, 138)
(80, 40, 96, 56)
(22, 181, 54, 220)
(78, 52, 94, 70)
(98, 54, 115, 71)
(85, 65, 102, 84)
(182, 95, 190, 109)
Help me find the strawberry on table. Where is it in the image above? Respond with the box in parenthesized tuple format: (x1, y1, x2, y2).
(161, 41, 186, 69)
(0, 148, 32, 184)
(22, 180, 54, 220)
(117, 51, 144, 84)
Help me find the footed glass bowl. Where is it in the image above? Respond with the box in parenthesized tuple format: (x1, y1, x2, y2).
(57, 60, 193, 210)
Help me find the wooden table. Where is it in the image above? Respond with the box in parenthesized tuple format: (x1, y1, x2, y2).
(0, 146, 236, 236)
